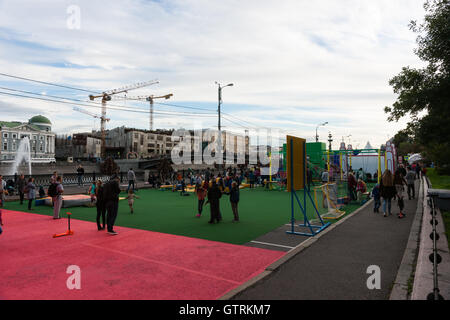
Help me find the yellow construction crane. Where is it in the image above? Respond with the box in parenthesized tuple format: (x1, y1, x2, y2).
(88, 80, 159, 158)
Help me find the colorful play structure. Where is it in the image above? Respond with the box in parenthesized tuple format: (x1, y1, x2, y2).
(305, 141, 398, 184)
(285, 135, 330, 237)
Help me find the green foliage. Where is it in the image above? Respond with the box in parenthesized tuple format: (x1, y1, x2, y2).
(386, 0, 450, 170)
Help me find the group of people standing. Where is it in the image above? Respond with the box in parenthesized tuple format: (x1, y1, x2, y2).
(194, 174, 241, 224)
(91, 175, 121, 234)
(371, 164, 419, 218)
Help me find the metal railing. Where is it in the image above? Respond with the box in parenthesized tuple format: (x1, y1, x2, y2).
(1, 171, 145, 189)
(425, 177, 444, 300)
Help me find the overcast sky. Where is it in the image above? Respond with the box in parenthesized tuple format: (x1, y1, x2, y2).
(0, 0, 426, 149)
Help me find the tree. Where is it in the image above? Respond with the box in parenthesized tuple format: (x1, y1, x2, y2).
(385, 0, 450, 172)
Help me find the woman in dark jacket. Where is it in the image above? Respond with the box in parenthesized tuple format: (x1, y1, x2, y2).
(95, 180, 106, 230)
(206, 180, 222, 224)
(380, 170, 396, 217)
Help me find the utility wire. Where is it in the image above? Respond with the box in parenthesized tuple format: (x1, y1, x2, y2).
(0, 72, 101, 94)
(0, 91, 216, 118)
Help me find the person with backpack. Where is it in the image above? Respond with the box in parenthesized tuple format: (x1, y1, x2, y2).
(52, 176, 64, 219)
(48, 178, 58, 209)
(405, 166, 416, 200)
(380, 170, 396, 217)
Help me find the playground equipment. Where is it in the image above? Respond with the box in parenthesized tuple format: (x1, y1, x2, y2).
(41, 195, 92, 208)
(285, 135, 330, 237)
(305, 140, 398, 186)
(53, 212, 74, 238)
(312, 183, 346, 220)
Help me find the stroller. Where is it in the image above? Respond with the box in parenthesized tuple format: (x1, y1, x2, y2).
(6, 180, 15, 196)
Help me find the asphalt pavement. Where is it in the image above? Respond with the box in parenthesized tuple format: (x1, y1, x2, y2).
(232, 181, 419, 300)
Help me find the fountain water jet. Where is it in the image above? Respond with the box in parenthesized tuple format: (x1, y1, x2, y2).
(8, 137, 32, 176)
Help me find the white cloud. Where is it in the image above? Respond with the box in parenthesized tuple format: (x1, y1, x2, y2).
(0, 0, 426, 149)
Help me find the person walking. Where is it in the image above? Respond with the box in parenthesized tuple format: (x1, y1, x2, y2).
(206, 180, 222, 224)
(380, 170, 396, 217)
(52, 176, 64, 219)
(77, 165, 84, 186)
(195, 182, 207, 217)
(104, 175, 121, 235)
(95, 180, 106, 230)
(17, 174, 26, 205)
(415, 163, 421, 179)
(394, 169, 407, 219)
(405, 166, 416, 200)
(229, 181, 240, 222)
(372, 183, 381, 213)
(125, 189, 139, 214)
(127, 168, 136, 192)
(26, 178, 36, 211)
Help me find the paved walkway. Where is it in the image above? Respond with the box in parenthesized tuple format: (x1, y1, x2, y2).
(232, 181, 420, 300)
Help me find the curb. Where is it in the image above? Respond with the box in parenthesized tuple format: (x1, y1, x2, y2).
(389, 178, 423, 300)
(219, 198, 374, 300)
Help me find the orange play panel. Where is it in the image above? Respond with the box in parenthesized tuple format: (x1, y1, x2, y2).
(0, 210, 284, 300)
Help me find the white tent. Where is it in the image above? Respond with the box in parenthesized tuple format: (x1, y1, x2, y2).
(408, 153, 422, 164)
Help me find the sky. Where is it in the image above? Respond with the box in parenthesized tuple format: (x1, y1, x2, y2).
(0, 0, 427, 149)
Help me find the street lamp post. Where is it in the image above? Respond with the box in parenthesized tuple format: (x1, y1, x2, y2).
(315, 122, 328, 142)
(215, 82, 233, 171)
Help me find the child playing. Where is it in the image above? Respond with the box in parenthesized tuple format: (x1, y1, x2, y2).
(195, 182, 207, 217)
(371, 183, 381, 213)
(88, 181, 96, 204)
(356, 179, 367, 204)
(125, 189, 139, 214)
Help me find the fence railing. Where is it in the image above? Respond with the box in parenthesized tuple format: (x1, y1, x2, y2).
(1, 171, 145, 189)
(425, 176, 444, 300)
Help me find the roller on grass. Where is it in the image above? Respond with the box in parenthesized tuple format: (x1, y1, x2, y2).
(53, 212, 74, 238)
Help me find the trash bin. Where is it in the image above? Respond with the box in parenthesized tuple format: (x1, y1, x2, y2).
(428, 189, 450, 211)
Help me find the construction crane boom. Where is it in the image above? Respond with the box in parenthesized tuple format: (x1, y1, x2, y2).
(124, 93, 173, 131)
(87, 80, 159, 158)
(73, 107, 110, 121)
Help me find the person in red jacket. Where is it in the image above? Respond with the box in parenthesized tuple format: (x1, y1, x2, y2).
(195, 182, 207, 217)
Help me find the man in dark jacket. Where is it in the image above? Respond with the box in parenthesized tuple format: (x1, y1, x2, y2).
(103, 175, 121, 235)
(206, 180, 222, 224)
(229, 182, 240, 222)
(17, 174, 26, 205)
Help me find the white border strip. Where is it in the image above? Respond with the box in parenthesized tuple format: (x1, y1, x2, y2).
(250, 241, 295, 250)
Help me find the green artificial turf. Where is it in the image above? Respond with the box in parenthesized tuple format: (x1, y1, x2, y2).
(4, 187, 363, 245)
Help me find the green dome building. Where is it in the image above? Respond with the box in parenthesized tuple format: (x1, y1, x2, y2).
(28, 115, 52, 132)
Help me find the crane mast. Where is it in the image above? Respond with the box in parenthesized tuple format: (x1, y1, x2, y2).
(87, 80, 159, 158)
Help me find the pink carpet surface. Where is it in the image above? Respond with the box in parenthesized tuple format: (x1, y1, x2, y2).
(0, 210, 285, 300)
